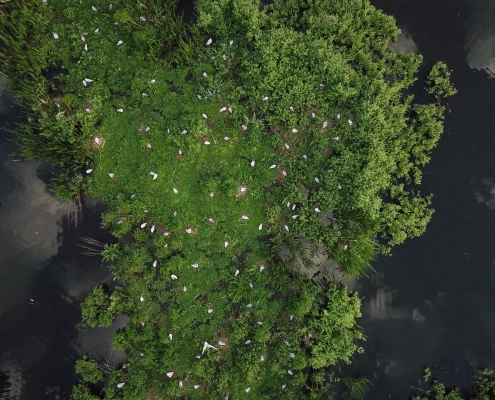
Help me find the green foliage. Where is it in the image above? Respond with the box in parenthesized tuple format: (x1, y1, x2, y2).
(75, 356, 103, 384)
(342, 376, 372, 400)
(81, 285, 127, 328)
(71, 384, 101, 400)
(427, 62, 457, 99)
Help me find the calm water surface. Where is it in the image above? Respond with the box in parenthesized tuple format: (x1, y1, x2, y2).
(1, 0, 495, 398)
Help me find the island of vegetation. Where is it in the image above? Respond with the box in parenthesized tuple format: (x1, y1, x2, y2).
(0, 0, 458, 398)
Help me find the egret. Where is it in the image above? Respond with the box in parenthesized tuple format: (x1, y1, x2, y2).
(141, 222, 147, 228)
(108, 173, 115, 179)
(219, 340, 226, 345)
(302, 154, 308, 160)
(202, 113, 208, 119)
(284, 224, 289, 232)
(153, 260, 157, 267)
(228, 107, 232, 113)
(140, 352, 144, 356)
(241, 124, 247, 131)
(292, 128, 298, 133)
(344, 244, 348, 251)
(270, 164, 277, 169)
(116, 108, 123, 112)
(52, 32, 59, 39)
(333, 136, 340, 140)
(322, 121, 328, 129)
(84, 78, 93, 82)
(245, 388, 251, 393)
(145, 126, 150, 131)
(210, 192, 214, 198)
(337, 113, 341, 119)
(241, 214, 249, 220)
(166, 372, 174, 378)
(292, 215, 299, 219)
(171, 274, 178, 280)
(206, 38, 212, 45)
(185, 228, 192, 234)
(117, 40, 123, 46)
(208, 309, 213, 313)
(287, 202, 291, 208)
(85, 109, 91, 113)
(182, 130, 187, 134)
(250, 160, 255, 167)
(191, 263, 199, 268)
(147, 143, 152, 149)
(245, 340, 251, 345)
(219, 106, 226, 112)
(315, 177, 320, 184)
(290, 314, 294, 320)
(262, 96, 269, 101)
(282, 170, 287, 176)
(224, 240, 229, 248)
(285, 143, 290, 149)
(149, 172, 158, 180)
(261, 355, 265, 361)
(257, 321, 263, 325)
(169, 333, 173, 340)
(229, 39, 234, 45)
(179, 381, 183, 388)
(167, 129, 170, 134)
(247, 304, 253, 308)
(249, 283, 253, 289)
(282, 384, 286, 389)
(285, 341, 290, 346)
(224, 136, 230, 141)
(290, 352, 295, 358)
(235, 270, 239, 276)
(288, 370, 293, 375)
(338, 183, 342, 189)
(292, 204, 296, 210)
(208, 218, 214, 223)
(86, 169, 93, 173)
(222, 54, 227, 61)
(82, 80, 87, 87)
(315, 208, 321, 212)
(81, 36, 85, 42)
(84, 44, 88, 51)
(183, 286, 187, 291)
(197, 95, 202, 99)
(319, 83, 326, 88)
(202, 341, 217, 354)
(164, 231, 170, 236)
(259, 223, 263, 230)
(140, 16, 146, 21)
(289, 106, 294, 111)
(194, 385, 201, 389)
(94, 28, 99, 33)
(91, 6, 97, 11)
(260, 265, 264, 272)
(240, 186, 247, 192)
(130, 194, 136, 199)
(348, 119, 353, 126)
(140, 295, 144, 302)
(173, 187, 179, 194)
(202, 72, 207, 77)
(117, 383, 125, 388)
(311, 112, 315, 118)
(150, 79, 155, 83)
(142, 92, 148, 97)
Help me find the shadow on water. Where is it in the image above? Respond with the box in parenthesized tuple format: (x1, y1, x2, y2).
(0, 84, 126, 399)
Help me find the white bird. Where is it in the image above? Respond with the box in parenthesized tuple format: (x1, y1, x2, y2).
(290, 352, 295, 358)
(116, 108, 123, 112)
(235, 270, 239, 276)
(191, 263, 199, 269)
(164, 231, 170, 236)
(140, 352, 144, 356)
(288, 370, 293, 375)
(140, 16, 146, 21)
(315, 177, 320, 184)
(150, 79, 156, 83)
(210, 192, 214, 198)
(94, 28, 99, 33)
(84, 44, 88, 51)
(84, 78, 93, 82)
(344, 244, 348, 251)
(282, 384, 286, 389)
(173, 187, 178, 194)
(282, 170, 287, 176)
(302, 154, 308, 160)
(147, 143, 152, 149)
(241, 214, 249, 220)
(197, 94, 202, 99)
(169, 334, 173, 340)
(289, 106, 294, 111)
(224, 240, 229, 248)
(202, 341, 217, 354)
(202, 113, 208, 119)
(337, 113, 341, 119)
(249, 283, 253, 289)
(130, 194, 136, 199)
(185, 228, 192, 234)
(141, 222, 147, 228)
(315, 208, 321, 212)
(208, 309, 213, 313)
(166, 372, 174, 378)
(311, 112, 315, 118)
(319, 83, 326, 87)
(208, 218, 214, 223)
(240, 186, 247, 192)
(229, 39, 233, 45)
(142, 92, 149, 97)
(182, 130, 187, 134)
(285, 341, 290, 346)
(259, 223, 263, 230)
(194, 385, 201, 389)
(292, 128, 298, 133)
(117, 40, 123, 46)
(171, 274, 177, 280)
(245, 388, 251, 393)
(140, 295, 144, 302)
(219, 341, 226, 346)
(292, 204, 296, 210)
(228, 107, 232, 113)
(117, 383, 125, 388)
(261, 355, 265, 361)
(206, 38, 212, 45)
(259, 265, 264, 272)
(241, 124, 247, 131)
(82, 80, 87, 86)
(179, 381, 183, 388)
(292, 215, 299, 219)
(81, 36, 85, 42)
(338, 183, 342, 189)
(204, 140, 210, 145)
(245, 340, 251, 344)
(257, 321, 263, 325)
(177, 149, 182, 156)
(153, 260, 157, 267)
(284, 225, 289, 232)
(91, 5, 97, 11)
(145, 126, 150, 131)
(322, 121, 328, 129)
(222, 54, 227, 61)
(348, 119, 353, 126)
(149, 172, 158, 180)
(219, 107, 226, 112)
(290, 314, 294, 320)
(333, 136, 340, 140)
(202, 72, 207, 77)
(262, 96, 269, 101)
(108, 173, 115, 178)
(247, 304, 252, 308)
(284, 143, 290, 149)
(223, 136, 230, 141)
(183, 286, 187, 291)
(86, 169, 93, 173)
(287, 202, 290, 208)
(270, 164, 277, 169)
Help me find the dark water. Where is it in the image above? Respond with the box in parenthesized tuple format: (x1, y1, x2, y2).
(1, 0, 495, 398)
(351, 0, 495, 398)
(0, 81, 126, 399)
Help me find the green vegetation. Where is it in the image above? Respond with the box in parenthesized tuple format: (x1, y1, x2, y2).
(0, 0, 456, 398)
